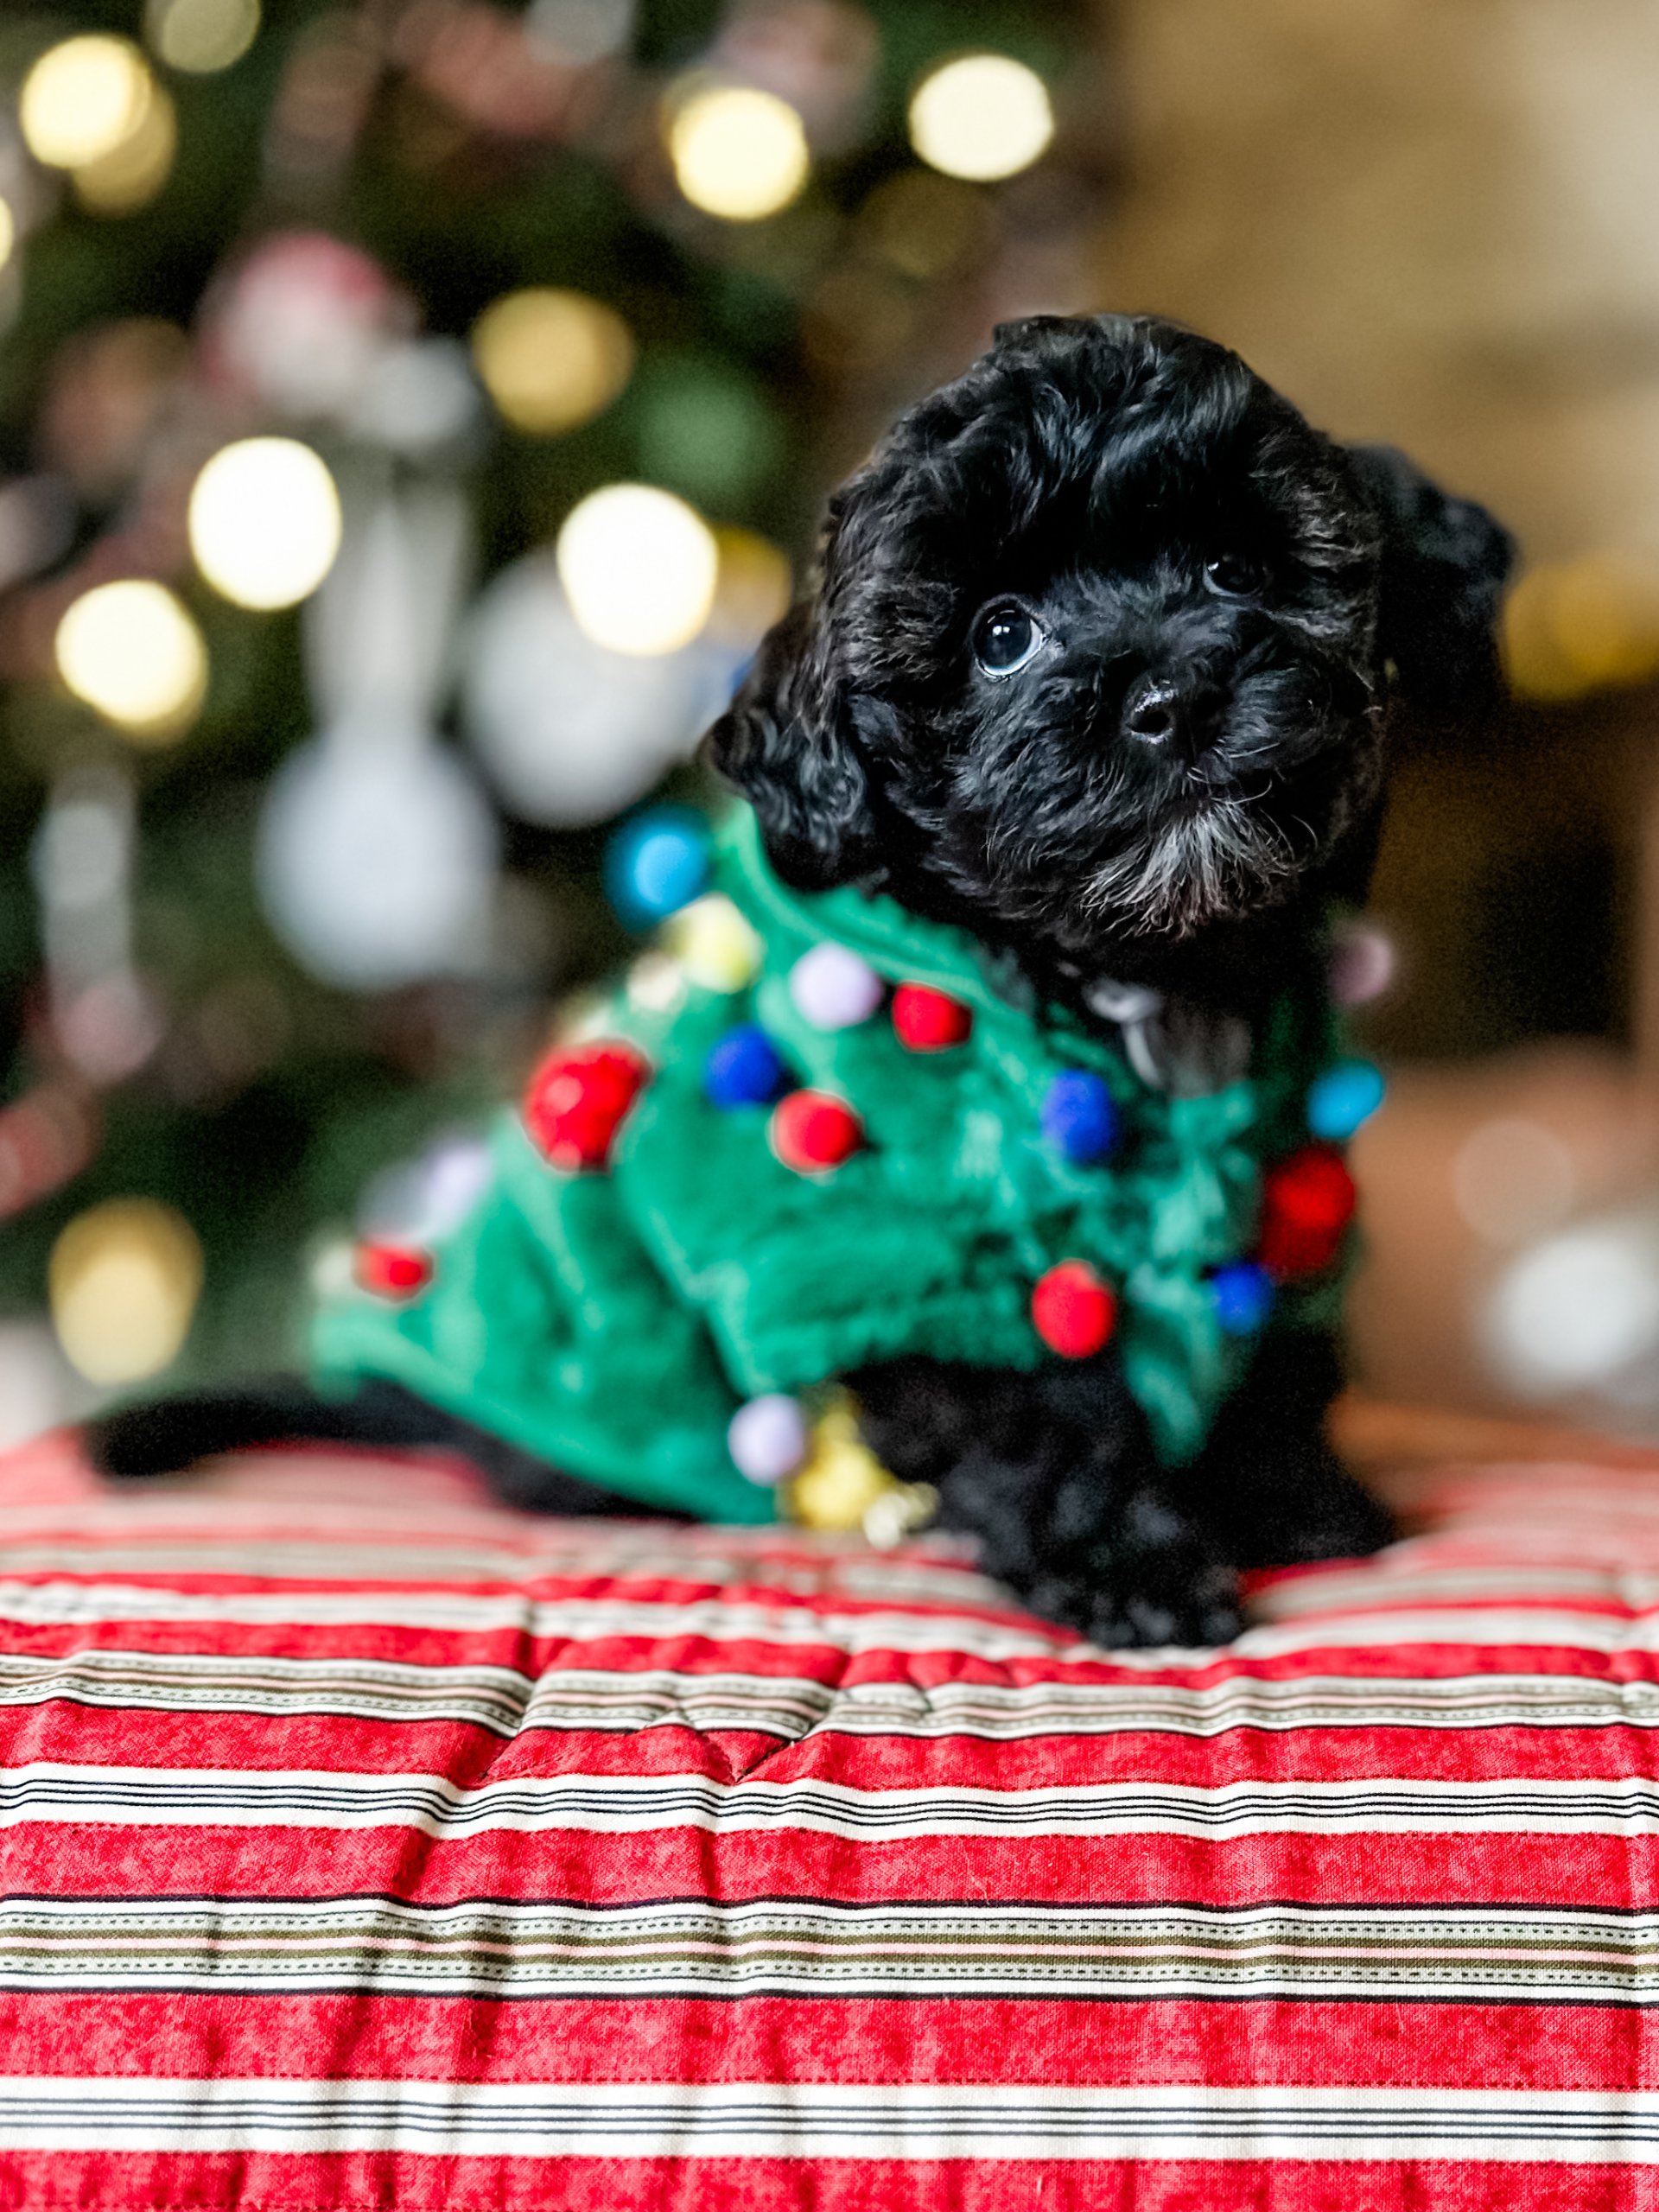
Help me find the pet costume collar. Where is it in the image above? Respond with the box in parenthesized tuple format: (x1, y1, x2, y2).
(314, 804, 1363, 1523)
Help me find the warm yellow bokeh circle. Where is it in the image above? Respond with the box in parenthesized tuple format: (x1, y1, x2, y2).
(189, 437, 342, 610)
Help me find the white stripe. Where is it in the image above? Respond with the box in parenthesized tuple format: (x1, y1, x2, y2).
(5, 2077, 1659, 2159)
(8, 1764, 1659, 1840)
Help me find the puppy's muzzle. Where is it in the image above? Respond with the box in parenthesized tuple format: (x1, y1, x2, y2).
(1122, 671, 1228, 764)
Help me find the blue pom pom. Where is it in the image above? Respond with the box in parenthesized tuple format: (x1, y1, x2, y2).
(705, 1024, 788, 1109)
(1306, 1058, 1387, 1142)
(1042, 1070, 1119, 1163)
(606, 808, 713, 927)
(1211, 1261, 1275, 1336)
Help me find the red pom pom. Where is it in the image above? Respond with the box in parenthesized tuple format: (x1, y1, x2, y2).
(523, 1040, 650, 1172)
(770, 1089, 863, 1173)
(1032, 1260, 1118, 1358)
(354, 1242, 434, 1299)
(1258, 1143, 1357, 1280)
(892, 983, 974, 1052)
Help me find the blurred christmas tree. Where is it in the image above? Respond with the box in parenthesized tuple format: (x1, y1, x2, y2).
(0, 0, 1107, 1423)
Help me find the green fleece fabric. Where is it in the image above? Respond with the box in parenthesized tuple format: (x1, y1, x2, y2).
(313, 806, 1349, 1522)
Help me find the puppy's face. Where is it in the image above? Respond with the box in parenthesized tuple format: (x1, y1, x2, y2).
(712, 315, 1511, 979)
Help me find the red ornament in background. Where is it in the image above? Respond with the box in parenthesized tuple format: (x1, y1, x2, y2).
(354, 1242, 434, 1299)
(770, 1089, 862, 1173)
(1257, 1143, 1357, 1280)
(524, 1040, 651, 1172)
(892, 982, 974, 1052)
(1032, 1260, 1118, 1359)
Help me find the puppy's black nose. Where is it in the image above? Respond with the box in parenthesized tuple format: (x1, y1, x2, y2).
(1122, 674, 1226, 760)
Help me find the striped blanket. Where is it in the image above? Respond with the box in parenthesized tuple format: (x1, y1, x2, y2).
(3, 1427, 1659, 2209)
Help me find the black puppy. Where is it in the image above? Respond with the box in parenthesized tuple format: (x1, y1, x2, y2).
(92, 315, 1512, 1647)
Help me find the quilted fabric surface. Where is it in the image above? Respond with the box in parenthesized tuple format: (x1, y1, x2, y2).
(3, 1428, 1659, 2208)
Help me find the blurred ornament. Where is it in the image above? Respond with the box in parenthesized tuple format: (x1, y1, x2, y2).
(463, 555, 716, 826)
(189, 437, 342, 611)
(145, 0, 262, 74)
(705, 1024, 788, 1109)
(859, 168, 988, 281)
(1503, 553, 1659, 702)
(306, 480, 471, 726)
(20, 36, 155, 171)
(666, 80, 810, 221)
(1327, 917, 1395, 1008)
(790, 942, 882, 1029)
(1041, 1070, 1118, 1164)
(40, 319, 189, 499)
(1211, 1260, 1275, 1337)
(785, 1394, 895, 1531)
(770, 1088, 861, 1172)
(470, 288, 632, 436)
(556, 484, 718, 657)
(908, 54, 1054, 183)
(347, 338, 480, 455)
(526, 0, 634, 65)
(73, 80, 176, 214)
(257, 711, 499, 990)
(1485, 1212, 1659, 1398)
(1031, 1259, 1116, 1358)
(523, 1039, 650, 1170)
(892, 982, 971, 1052)
(708, 0, 878, 150)
(605, 806, 713, 924)
(663, 894, 762, 992)
(54, 581, 207, 743)
(1452, 1116, 1577, 1247)
(708, 528, 792, 649)
(728, 1390, 806, 1483)
(48, 1198, 203, 1387)
(1306, 1058, 1386, 1142)
(204, 232, 404, 423)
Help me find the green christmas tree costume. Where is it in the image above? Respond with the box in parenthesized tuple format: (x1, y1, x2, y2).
(314, 806, 1357, 1524)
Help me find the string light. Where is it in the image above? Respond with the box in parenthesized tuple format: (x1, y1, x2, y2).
(667, 82, 810, 221)
(73, 83, 177, 215)
(556, 484, 718, 656)
(470, 288, 633, 435)
(145, 0, 262, 74)
(188, 437, 342, 610)
(907, 54, 1054, 182)
(48, 1198, 203, 1387)
(19, 36, 156, 171)
(54, 580, 207, 741)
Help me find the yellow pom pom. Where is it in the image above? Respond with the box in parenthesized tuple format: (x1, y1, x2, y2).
(662, 893, 761, 993)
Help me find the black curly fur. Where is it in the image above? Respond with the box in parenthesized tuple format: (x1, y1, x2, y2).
(89, 313, 1513, 1647)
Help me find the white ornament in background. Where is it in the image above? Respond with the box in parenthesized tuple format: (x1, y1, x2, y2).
(346, 338, 482, 457)
(257, 709, 499, 991)
(1484, 1202, 1659, 1408)
(461, 550, 730, 827)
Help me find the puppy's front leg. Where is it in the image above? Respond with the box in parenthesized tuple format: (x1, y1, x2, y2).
(851, 1357, 1243, 1649)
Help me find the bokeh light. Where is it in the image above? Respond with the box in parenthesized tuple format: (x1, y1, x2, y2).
(470, 288, 633, 435)
(556, 484, 719, 656)
(1503, 553, 1659, 702)
(188, 436, 342, 610)
(19, 36, 156, 171)
(708, 526, 792, 647)
(54, 580, 207, 741)
(907, 54, 1054, 182)
(0, 200, 15, 276)
(145, 0, 262, 74)
(667, 83, 810, 221)
(48, 1198, 203, 1386)
(73, 83, 176, 215)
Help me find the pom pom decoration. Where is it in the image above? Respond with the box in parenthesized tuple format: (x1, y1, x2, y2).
(524, 1041, 651, 1173)
(770, 1089, 862, 1174)
(1257, 1144, 1357, 1281)
(606, 806, 713, 926)
(705, 1024, 789, 1109)
(788, 942, 885, 1030)
(354, 1242, 434, 1300)
(1211, 1260, 1275, 1336)
(1041, 1070, 1119, 1164)
(728, 1393, 808, 1484)
(1031, 1260, 1117, 1359)
(892, 982, 973, 1052)
(662, 893, 762, 992)
(1306, 1058, 1387, 1142)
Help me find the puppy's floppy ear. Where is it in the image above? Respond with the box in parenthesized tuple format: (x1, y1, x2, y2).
(705, 596, 879, 891)
(1346, 443, 1516, 713)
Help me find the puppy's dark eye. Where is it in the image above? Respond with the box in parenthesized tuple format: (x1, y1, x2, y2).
(973, 603, 1045, 676)
(1204, 551, 1263, 600)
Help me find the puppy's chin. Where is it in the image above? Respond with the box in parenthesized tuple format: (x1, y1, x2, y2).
(1080, 797, 1302, 945)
